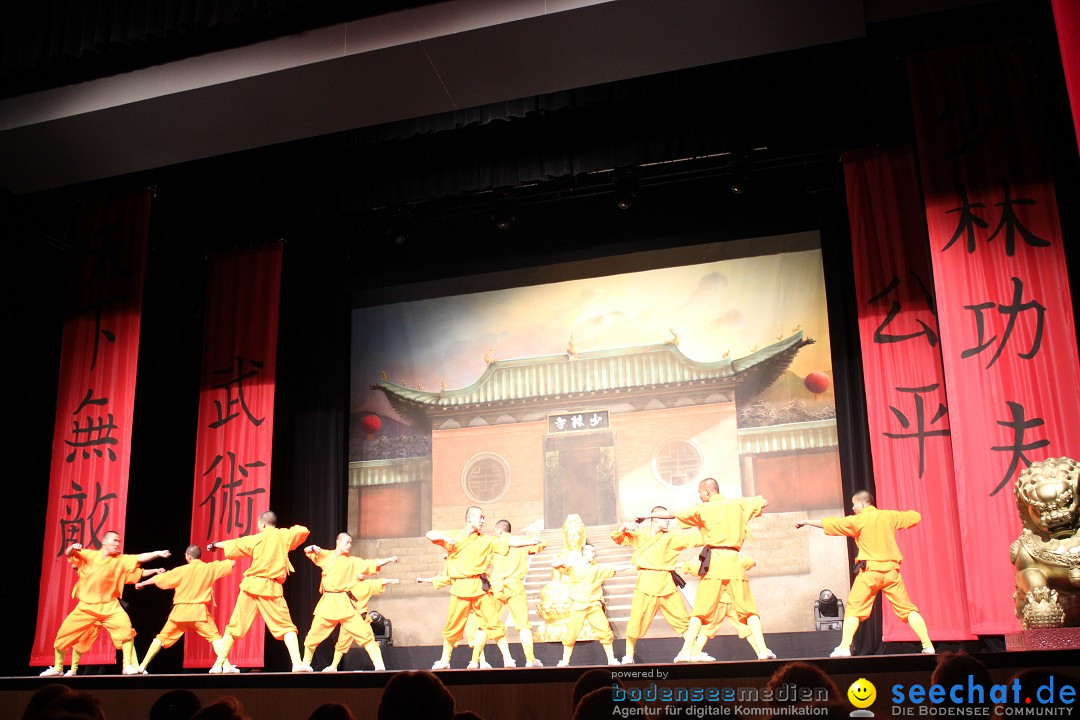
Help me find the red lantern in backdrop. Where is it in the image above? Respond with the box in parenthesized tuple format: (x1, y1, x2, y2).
(360, 414, 381, 439)
(804, 371, 831, 395)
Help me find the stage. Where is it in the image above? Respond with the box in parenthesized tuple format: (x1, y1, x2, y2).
(6, 635, 1078, 720)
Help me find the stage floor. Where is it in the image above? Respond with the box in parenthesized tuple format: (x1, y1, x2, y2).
(5, 640, 1078, 720)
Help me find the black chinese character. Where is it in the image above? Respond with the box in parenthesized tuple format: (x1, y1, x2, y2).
(869, 274, 939, 347)
(65, 394, 119, 462)
(58, 480, 117, 555)
(199, 452, 267, 539)
(961, 277, 1045, 368)
(210, 356, 266, 428)
(882, 384, 951, 478)
(989, 401, 1049, 496)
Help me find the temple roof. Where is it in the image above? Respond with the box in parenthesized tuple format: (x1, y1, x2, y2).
(374, 333, 813, 430)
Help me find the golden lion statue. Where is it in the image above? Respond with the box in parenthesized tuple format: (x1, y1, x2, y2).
(1011, 457, 1080, 629)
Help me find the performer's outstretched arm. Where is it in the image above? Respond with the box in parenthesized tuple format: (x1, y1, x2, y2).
(795, 520, 823, 529)
(135, 549, 171, 563)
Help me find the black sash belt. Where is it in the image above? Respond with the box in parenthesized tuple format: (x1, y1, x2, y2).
(698, 545, 739, 577)
(480, 574, 491, 593)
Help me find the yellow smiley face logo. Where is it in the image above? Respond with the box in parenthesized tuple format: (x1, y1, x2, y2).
(848, 678, 877, 709)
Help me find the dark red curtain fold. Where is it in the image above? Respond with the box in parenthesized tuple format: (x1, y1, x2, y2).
(844, 147, 974, 642)
(186, 244, 283, 668)
(31, 188, 151, 667)
(909, 42, 1080, 635)
(1052, 0, 1080, 151)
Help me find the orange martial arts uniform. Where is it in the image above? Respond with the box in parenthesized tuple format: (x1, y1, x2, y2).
(822, 507, 921, 621)
(489, 539, 546, 632)
(303, 549, 378, 652)
(53, 550, 142, 654)
(151, 559, 236, 648)
(611, 526, 698, 642)
(674, 495, 766, 630)
(430, 530, 510, 645)
(337, 578, 392, 650)
(221, 525, 310, 640)
(562, 562, 617, 647)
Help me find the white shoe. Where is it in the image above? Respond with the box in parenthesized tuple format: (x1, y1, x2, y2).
(431, 660, 451, 670)
(39, 667, 62, 677)
(480, 660, 492, 669)
(757, 649, 777, 660)
(556, 659, 570, 667)
(673, 652, 693, 663)
(64, 669, 78, 677)
(921, 646, 936, 655)
(525, 659, 543, 668)
(692, 653, 716, 662)
(122, 665, 145, 675)
(292, 662, 314, 672)
(321, 666, 338, 672)
(503, 658, 517, 668)
(209, 665, 223, 674)
(222, 663, 240, 674)
(466, 661, 480, 669)
(373, 665, 386, 672)
(829, 647, 851, 657)
(621, 655, 635, 664)
(608, 658, 622, 666)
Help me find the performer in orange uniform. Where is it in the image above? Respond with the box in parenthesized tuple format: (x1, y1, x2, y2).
(134, 544, 236, 673)
(647, 478, 774, 661)
(611, 507, 700, 664)
(489, 519, 547, 667)
(300, 532, 397, 672)
(552, 543, 632, 667)
(426, 506, 540, 669)
(207, 510, 311, 671)
(797, 490, 935, 656)
(332, 573, 398, 670)
(40, 531, 170, 677)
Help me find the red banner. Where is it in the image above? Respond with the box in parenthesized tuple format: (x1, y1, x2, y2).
(186, 244, 283, 668)
(910, 43, 1080, 635)
(844, 147, 975, 641)
(31, 189, 152, 666)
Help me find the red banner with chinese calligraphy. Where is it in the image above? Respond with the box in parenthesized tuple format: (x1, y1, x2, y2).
(909, 43, 1080, 635)
(31, 189, 152, 667)
(186, 244, 283, 668)
(844, 147, 975, 641)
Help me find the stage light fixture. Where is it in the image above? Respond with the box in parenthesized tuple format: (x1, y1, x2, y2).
(612, 171, 638, 211)
(492, 211, 514, 231)
(729, 153, 752, 195)
(814, 588, 844, 631)
(368, 610, 393, 647)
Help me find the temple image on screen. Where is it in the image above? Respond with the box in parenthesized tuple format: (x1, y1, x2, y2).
(349, 233, 850, 646)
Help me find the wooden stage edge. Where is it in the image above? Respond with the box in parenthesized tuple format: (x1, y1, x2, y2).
(3, 637, 1078, 720)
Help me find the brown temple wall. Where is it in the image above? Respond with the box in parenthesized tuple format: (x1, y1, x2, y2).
(610, 402, 740, 515)
(431, 421, 545, 531)
(752, 449, 843, 513)
(355, 483, 422, 538)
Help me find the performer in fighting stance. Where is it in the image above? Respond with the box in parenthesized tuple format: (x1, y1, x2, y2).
(552, 543, 632, 667)
(41, 531, 169, 677)
(644, 478, 775, 662)
(300, 532, 398, 672)
(207, 510, 311, 671)
(797, 490, 935, 656)
(489, 519, 547, 667)
(134, 544, 236, 673)
(611, 508, 700, 665)
(426, 506, 540, 669)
